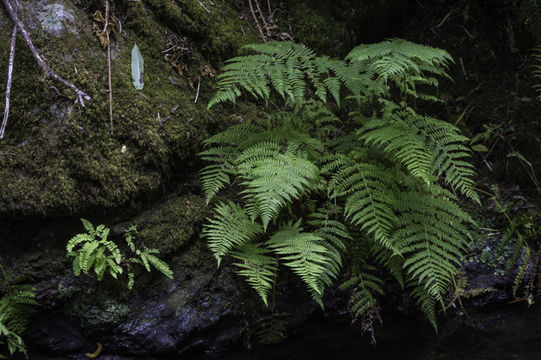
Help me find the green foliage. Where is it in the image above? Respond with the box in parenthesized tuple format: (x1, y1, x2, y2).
(521, 1, 541, 101)
(201, 39, 478, 331)
(523, 0, 541, 41)
(488, 188, 541, 298)
(0, 271, 38, 358)
(67, 220, 173, 289)
(208, 39, 452, 108)
(255, 312, 288, 344)
(131, 44, 145, 90)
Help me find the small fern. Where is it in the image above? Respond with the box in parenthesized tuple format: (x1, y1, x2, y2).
(67, 219, 173, 289)
(0, 272, 38, 358)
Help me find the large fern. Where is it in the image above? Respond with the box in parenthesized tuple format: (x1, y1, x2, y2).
(201, 39, 478, 333)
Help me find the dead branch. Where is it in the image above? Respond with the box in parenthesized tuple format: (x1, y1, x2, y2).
(248, 0, 266, 42)
(104, 0, 113, 133)
(0, 25, 17, 139)
(254, 0, 270, 37)
(1, 0, 91, 107)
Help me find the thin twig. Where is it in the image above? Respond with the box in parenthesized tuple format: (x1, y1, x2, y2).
(0, 25, 17, 139)
(248, 0, 266, 42)
(161, 45, 189, 53)
(433, 8, 458, 29)
(194, 76, 201, 104)
(457, 24, 474, 39)
(1, 0, 91, 106)
(104, 0, 113, 133)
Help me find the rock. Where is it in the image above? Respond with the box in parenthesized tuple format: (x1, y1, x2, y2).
(19, 239, 248, 357)
(0, 0, 258, 217)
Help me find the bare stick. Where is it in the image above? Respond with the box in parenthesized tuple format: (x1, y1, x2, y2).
(248, 0, 266, 42)
(1, 0, 90, 106)
(197, 0, 211, 14)
(459, 57, 468, 80)
(254, 0, 270, 37)
(0, 26, 17, 139)
(194, 76, 201, 104)
(104, 0, 113, 133)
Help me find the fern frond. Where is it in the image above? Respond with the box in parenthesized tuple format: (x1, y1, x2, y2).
(326, 157, 400, 253)
(360, 117, 434, 184)
(255, 312, 288, 344)
(307, 208, 350, 303)
(266, 221, 331, 301)
(231, 244, 278, 305)
(143, 252, 174, 279)
(202, 201, 264, 265)
(410, 285, 438, 330)
(395, 191, 473, 300)
(346, 274, 384, 320)
(0, 283, 37, 356)
(209, 42, 314, 107)
(371, 243, 405, 288)
(346, 38, 452, 98)
(238, 142, 320, 230)
(410, 113, 479, 203)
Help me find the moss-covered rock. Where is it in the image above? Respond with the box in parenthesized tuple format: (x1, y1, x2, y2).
(114, 194, 207, 254)
(282, 0, 410, 56)
(0, 0, 258, 216)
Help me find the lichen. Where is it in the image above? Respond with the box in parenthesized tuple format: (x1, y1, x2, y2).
(38, 3, 75, 35)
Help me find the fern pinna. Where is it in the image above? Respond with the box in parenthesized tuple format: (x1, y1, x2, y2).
(201, 40, 478, 332)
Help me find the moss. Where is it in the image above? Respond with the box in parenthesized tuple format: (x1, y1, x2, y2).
(284, 0, 410, 57)
(140, 0, 258, 59)
(116, 194, 207, 254)
(285, 1, 347, 56)
(0, 0, 266, 217)
(70, 292, 131, 327)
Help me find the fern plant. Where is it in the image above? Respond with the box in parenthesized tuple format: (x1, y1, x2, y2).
(201, 40, 478, 331)
(0, 267, 38, 358)
(67, 219, 173, 289)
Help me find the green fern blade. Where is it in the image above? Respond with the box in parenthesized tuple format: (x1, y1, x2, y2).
(267, 222, 331, 296)
(231, 244, 277, 305)
(202, 201, 264, 265)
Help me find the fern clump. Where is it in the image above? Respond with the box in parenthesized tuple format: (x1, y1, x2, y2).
(201, 39, 478, 332)
(67, 219, 173, 289)
(0, 270, 38, 358)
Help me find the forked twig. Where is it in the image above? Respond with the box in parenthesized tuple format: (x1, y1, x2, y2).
(248, 0, 266, 42)
(1, 0, 91, 107)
